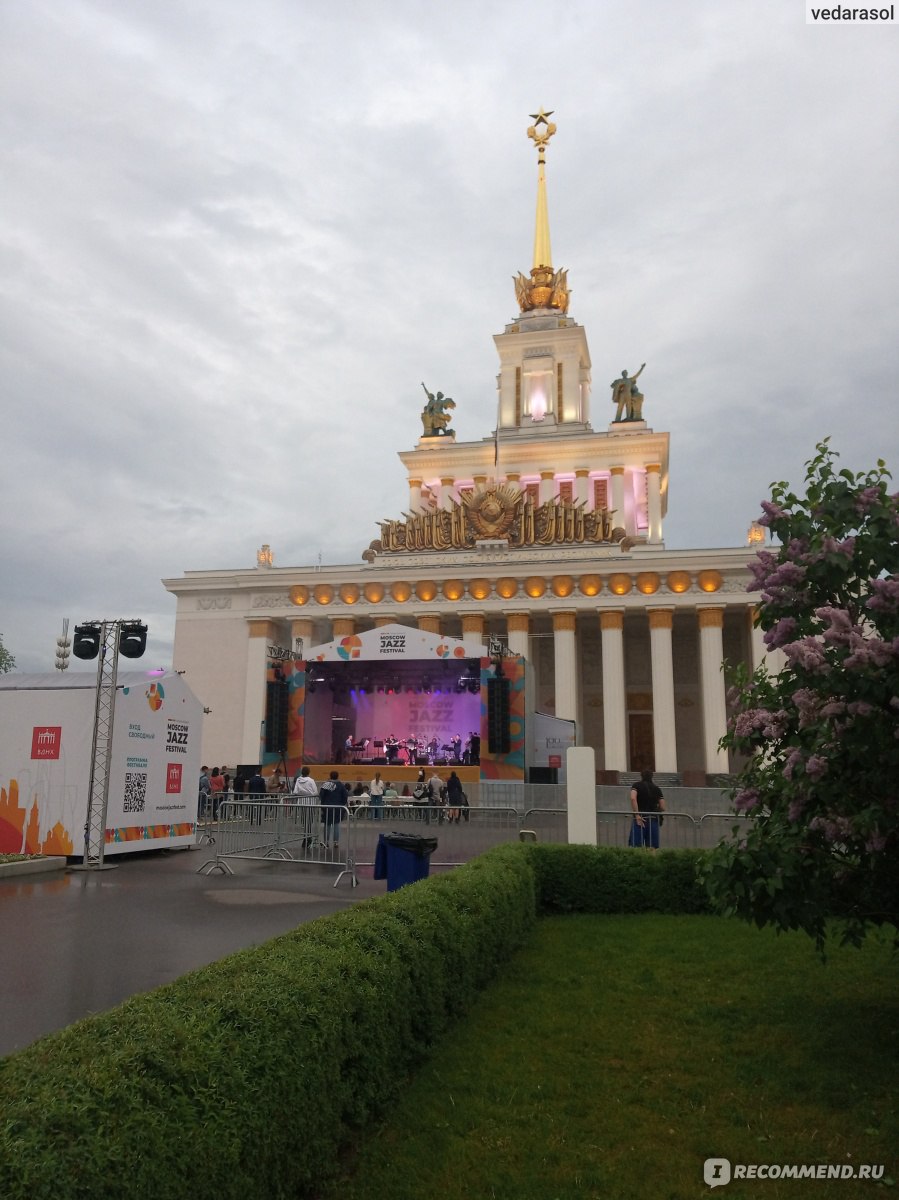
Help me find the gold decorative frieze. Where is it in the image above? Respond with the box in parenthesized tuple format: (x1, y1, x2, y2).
(442, 579, 465, 601)
(666, 571, 691, 594)
(415, 580, 438, 602)
(313, 585, 334, 605)
(636, 572, 660, 595)
(698, 570, 723, 593)
(391, 581, 412, 603)
(290, 585, 310, 606)
(551, 575, 575, 597)
(496, 577, 519, 599)
(363, 582, 385, 603)
(578, 574, 602, 597)
(608, 573, 632, 596)
(339, 584, 360, 605)
(469, 578, 492, 600)
(524, 576, 547, 598)
(373, 482, 617, 555)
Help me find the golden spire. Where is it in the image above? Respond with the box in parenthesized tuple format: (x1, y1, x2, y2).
(514, 109, 569, 315)
(528, 107, 556, 270)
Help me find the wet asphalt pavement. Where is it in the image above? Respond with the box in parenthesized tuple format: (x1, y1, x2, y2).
(0, 845, 385, 1058)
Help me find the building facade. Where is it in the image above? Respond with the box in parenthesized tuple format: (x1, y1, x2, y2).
(164, 113, 773, 782)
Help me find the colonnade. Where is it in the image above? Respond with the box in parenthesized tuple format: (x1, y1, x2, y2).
(250, 602, 782, 778)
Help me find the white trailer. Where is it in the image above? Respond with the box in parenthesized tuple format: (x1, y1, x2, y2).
(0, 671, 203, 857)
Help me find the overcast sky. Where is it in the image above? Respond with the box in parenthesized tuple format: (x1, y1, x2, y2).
(2, 0, 898, 673)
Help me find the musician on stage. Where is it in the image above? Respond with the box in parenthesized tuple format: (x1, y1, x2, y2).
(385, 735, 399, 765)
(451, 733, 462, 763)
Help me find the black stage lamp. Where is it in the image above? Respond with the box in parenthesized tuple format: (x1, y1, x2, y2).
(72, 623, 101, 660)
(118, 621, 148, 659)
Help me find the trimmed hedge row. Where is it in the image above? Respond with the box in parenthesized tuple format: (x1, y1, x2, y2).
(529, 844, 713, 915)
(0, 844, 707, 1199)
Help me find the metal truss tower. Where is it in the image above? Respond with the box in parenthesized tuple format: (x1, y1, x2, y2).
(81, 620, 123, 868)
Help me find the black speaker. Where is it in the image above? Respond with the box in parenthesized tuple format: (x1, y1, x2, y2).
(487, 677, 511, 754)
(265, 680, 289, 754)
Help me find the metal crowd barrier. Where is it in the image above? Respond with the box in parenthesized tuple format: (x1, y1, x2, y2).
(523, 809, 752, 849)
(194, 800, 752, 886)
(350, 805, 523, 868)
(196, 800, 357, 887)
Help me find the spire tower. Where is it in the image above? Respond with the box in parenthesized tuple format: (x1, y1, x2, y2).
(513, 108, 569, 315)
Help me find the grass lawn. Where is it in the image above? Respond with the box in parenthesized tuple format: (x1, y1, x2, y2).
(320, 915, 897, 1200)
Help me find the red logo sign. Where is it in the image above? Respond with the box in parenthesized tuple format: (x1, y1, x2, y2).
(166, 763, 183, 794)
(548, 754, 562, 768)
(31, 727, 62, 760)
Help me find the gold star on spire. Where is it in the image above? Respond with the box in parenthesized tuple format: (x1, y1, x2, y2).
(527, 107, 557, 159)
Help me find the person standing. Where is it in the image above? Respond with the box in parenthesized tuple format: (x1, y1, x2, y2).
(208, 767, 224, 819)
(198, 766, 211, 821)
(369, 771, 386, 820)
(446, 770, 465, 823)
(628, 769, 666, 849)
(293, 766, 318, 848)
(319, 771, 348, 853)
(428, 769, 446, 822)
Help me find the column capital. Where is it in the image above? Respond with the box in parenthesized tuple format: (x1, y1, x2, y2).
(290, 617, 314, 639)
(505, 471, 521, 481)
(506, 612, 530, 633)
(646, 462, 661, 474)
(332, 618, 355, 637)
(540, 469, 555, 481)
(610, 465, 625, 476)
(647, 608, 674, 631)
(461, 612, 485, 635)
(551, 610, 577, 633)
(440, 475, 454, 486)
(408, 476, 423, 488)
(697, 606, 725, 629)
(373, 614, 398, 627)
(575, 467, 589, 478)
(417, 615, 442, 634)
(600, 610, 624, 632)
(247, 619, 277, 639)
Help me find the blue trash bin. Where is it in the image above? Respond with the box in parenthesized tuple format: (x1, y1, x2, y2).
(374, 832, 438, 891)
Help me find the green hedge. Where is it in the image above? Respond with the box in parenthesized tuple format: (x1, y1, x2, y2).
(527, 844, 713, 915)
(0, 843, 710, 1200)
(0, 844, 535, 1200)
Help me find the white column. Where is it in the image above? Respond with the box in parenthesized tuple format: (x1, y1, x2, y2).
(439, 476, 455, 510)
(242, 620, 273, 763)
(408, 477, 422, 512)
(610, 466, 625, 534)
(698, 607, 730, 774)
(506, 612, 530, 660)
(461, 612, 486, 655)
(552, 611, 578, 723)
(601, 610, 627, 772)
(539, 470, 555, 505)
(648, 608, 677, 773)
(575, 468, 589, 507)
(567, 746, 597, 845)
(646, 463, 662, 544)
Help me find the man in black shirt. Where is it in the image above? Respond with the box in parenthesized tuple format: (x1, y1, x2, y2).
(628, 769, 666, 849)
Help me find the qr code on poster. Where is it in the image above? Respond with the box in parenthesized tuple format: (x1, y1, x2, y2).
(123, 771, 147, 814)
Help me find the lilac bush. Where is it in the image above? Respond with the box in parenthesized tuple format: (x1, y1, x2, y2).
(702, 441, 899, 950)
